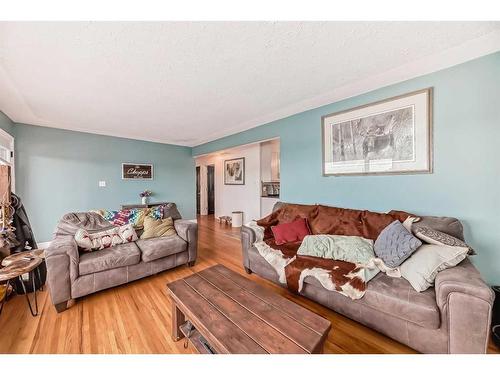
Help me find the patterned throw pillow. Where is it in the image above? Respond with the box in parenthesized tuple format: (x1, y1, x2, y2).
(413, 226, 475, 254)
(74, 224, 138, 251)
(97, 206, 164, 228)
(118, 223, 139, 243)
(99, 209, 133, 226)
(374, 220, 422, 268)
(149, 205, 164, 220)
(74, 228, 94, 251)
(128, 208, 149, 228)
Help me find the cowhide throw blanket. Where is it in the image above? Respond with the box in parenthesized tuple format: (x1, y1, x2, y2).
(247, 221, 397, 300)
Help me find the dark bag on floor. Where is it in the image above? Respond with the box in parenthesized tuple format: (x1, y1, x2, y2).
(492, 286, 500, 348)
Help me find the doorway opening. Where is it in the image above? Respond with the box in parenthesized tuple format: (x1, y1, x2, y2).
(194, 137, 280, 221)
(196, 166, 200, 215)
(207, 165, 215, 215)
(195, 164, 215, 216)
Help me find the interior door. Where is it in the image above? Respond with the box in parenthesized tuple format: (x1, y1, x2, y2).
(207, 165, 215, 215)
(196, 166, 200, 215)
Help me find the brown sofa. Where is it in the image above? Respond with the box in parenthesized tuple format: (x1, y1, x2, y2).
(240, 202, 494, 354)
(45, 204, 197, 312)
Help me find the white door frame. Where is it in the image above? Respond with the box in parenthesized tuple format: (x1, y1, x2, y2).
(0, 128, 14, 193)
(199, 164, 208, 215)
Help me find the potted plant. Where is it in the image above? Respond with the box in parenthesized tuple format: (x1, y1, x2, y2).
(139, 190, 152, 205)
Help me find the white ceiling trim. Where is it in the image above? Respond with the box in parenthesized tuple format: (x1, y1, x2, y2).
(0, 65, 37, 123)
(192, 29, 500, 146)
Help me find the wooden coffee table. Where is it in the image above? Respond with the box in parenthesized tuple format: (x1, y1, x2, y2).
(167, 264, 331, 354)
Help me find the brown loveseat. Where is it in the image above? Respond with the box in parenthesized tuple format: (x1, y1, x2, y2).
(45, 203, 197, 312)
(240, 202, 494, 354)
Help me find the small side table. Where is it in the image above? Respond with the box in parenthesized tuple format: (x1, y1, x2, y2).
(0, 250, 44, 317)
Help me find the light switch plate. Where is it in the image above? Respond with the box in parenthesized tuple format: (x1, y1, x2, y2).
(98, 181, 106, 187)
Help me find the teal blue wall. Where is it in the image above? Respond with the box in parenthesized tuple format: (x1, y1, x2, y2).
(193, 52, 500, 284)
(14, 124, 195, 242)
(0, 111, 15, 136)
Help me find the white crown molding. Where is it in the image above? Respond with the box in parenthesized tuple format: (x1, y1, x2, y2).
(13, 120, 194, 147)
(191, 30, 500, 147)
(0, 64, 38, 122)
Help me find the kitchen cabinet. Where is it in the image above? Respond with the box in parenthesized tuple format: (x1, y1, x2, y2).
(260, 140, 280, 182)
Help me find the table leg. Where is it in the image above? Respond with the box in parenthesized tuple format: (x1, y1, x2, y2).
(19, 271, 38, 317)
(0, 279, 10, 316)
(171, 299, 185, 341)
(36, 266, 43, 291)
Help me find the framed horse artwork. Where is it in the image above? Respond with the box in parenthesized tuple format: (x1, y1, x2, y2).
(322, 88, 432, 176)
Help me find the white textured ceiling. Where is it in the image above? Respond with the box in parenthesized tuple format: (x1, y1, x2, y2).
(1, 22, 499, 146)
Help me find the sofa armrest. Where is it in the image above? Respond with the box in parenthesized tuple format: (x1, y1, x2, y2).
(174, 219, 198, 262)
(240, 225, 256, 270)
(435, 258, 494, 353)
(45, 235, 79, 306)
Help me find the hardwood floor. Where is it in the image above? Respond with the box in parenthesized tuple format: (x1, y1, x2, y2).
(0, 215, 498, 354)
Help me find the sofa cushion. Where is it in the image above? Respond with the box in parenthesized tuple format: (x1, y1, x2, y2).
(303, 271, 440, 329)
(136, 235, 187, 263)
(78, 242, 141, 276)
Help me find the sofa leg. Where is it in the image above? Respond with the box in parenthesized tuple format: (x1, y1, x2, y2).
(244, 267, 252, 275)
(187, 261, 195, 267)
(54, 301, 68, 313)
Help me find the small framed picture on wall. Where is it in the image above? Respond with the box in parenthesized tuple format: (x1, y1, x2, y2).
(224, 157, 245, 185)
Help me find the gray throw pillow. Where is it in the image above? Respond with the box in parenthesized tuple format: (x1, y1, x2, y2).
(413, 216, 464, 240)
(162, 203, 182, 220)
(374, 220, 422, 268)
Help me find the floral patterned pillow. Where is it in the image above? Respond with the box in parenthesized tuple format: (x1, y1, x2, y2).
(97, 206, 164, 228)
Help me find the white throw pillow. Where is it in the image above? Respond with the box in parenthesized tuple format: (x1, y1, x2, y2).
(118, 223, 138, 243)
(74, 224, 137, 252)
(74, 228, 94, 251)
(400, 244, 469, 292)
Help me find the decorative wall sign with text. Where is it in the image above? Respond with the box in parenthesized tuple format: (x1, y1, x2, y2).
(122, 163, 153, 180)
